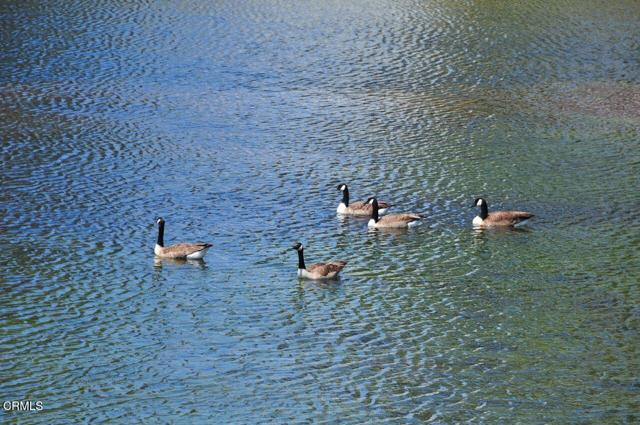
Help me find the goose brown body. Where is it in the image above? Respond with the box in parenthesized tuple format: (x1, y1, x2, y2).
(292, 242, 347, 280)
(303, 261, 348, 279)
(371, 213, 424, 228)
(337, 184, 392, 216)
(338, 200, 393, 216)
(154, 242, 213, 259)
(366, 197, 422, 228)
(154, 217, 212, 260)
(472, 198, 534, 227)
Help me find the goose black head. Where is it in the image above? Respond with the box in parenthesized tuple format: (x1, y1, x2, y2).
(472, 198, 487, 208)
(337, 184, 347, 191)
(155, 217, 165, 225)
(291, 242, 303, 251)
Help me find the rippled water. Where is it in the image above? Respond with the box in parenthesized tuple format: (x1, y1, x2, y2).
(2, 0, 640, 423)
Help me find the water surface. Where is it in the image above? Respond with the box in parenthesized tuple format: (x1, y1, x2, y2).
(1, 0, 640, 423)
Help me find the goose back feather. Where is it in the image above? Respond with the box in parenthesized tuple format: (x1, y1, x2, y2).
(372, 213, 423, 228)
(155, 243, 213, 259)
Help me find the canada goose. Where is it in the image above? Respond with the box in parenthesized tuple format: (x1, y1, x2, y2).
(291, 242, 347, 280)
(337, 184, 392, 216)
(472, 198, 534, 227)
(366, 197, 423, 228)
(154, 217, 212, 260)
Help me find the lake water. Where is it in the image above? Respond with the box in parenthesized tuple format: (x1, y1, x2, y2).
(1, 0, 639, 423)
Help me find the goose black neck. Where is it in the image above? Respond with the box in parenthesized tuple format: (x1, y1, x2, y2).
(157, 222, 165, 246)
(297, 249, 306, 270)
(341, 187, 350, 207)
(371, 200, 379, 222)
(479, 203, 488, 219)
